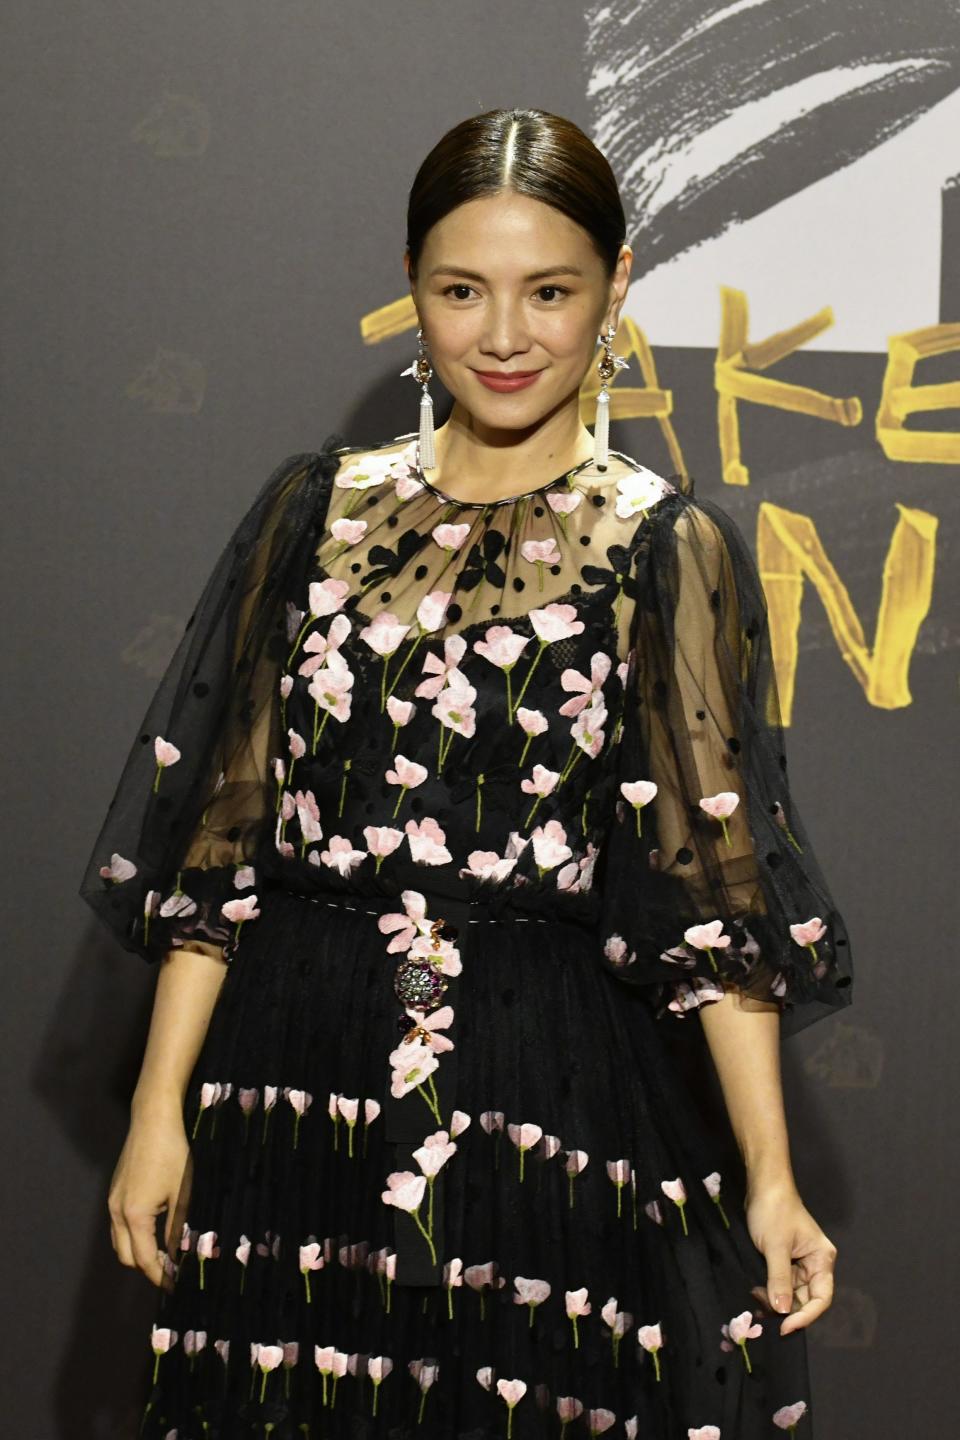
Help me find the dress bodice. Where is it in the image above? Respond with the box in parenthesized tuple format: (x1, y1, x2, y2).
(261, 434, 677, 919)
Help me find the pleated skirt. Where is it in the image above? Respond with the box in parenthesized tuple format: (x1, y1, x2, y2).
(138, 881, 813, 1439)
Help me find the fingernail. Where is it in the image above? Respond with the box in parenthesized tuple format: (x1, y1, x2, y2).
(775, 1293, 790, 1312)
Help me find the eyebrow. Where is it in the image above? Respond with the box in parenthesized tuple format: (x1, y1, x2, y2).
(427, 265, 585, 282)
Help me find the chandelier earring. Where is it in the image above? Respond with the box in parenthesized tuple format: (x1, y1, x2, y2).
(593, 323, 630, 471)
(400, 326, 436, 470)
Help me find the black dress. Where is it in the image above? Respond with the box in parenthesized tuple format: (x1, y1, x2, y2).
(79, 432, 853, 1440)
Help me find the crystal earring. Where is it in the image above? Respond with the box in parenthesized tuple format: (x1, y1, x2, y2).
(400, 326, 436, 470)
(593, 323, 630, 471)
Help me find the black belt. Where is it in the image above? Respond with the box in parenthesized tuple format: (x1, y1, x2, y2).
(293, 887, 552, 1287)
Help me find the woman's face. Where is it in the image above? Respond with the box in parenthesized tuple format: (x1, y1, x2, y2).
(405, 189, 631, 437)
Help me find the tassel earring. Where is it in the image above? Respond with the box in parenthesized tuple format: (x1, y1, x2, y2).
(593, 323, 630, 471)
(400, 327, 436, 470)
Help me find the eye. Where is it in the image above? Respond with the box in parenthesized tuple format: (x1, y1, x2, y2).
(440, 283, 572, 303)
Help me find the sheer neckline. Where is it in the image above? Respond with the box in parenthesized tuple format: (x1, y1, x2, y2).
(405, 432, 645, 509)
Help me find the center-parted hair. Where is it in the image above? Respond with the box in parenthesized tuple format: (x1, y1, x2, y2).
(405, 108, 627, 280)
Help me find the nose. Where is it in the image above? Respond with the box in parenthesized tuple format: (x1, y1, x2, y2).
(478, 299, 532, 361)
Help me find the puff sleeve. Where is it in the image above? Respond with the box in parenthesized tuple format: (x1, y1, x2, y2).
(597, 485, 854, 1040)
(77, 438, 345, 964)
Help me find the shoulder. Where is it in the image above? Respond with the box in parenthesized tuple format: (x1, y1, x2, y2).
(326, 434, 417, 487)
(643, 485, 759, 599)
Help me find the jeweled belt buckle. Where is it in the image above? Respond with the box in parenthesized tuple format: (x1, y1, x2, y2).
(393, 956, 448, 1012)
(393, 914, 458, 1037)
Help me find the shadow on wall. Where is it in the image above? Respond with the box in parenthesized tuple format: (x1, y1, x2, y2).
(35, 938, 158, 1438)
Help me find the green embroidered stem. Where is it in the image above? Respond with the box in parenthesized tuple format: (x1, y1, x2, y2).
(416, 1082, 442, 1125)
(510, 640, 546, 719)
(523, 793, 544, 828)
(388, 632, 424, 693)
(337, 759, 351, 817)
(391, 785, 409, 820)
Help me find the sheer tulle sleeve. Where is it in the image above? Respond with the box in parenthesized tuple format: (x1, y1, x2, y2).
(77, 438, 345, 964)
(597, 484, 854, 1040)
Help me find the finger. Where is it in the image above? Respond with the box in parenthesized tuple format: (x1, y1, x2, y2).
(127, 1210, 166, 1287)
(780, 1289, 833, 1333)
(764, 1245, 796, 1315)
(166, 1155, 194, 1255)
(781, 1266, 834, 1334)
(110, 1213, 136, 1269)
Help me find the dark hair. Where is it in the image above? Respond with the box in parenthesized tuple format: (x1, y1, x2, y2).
(405, 109, 626, 281)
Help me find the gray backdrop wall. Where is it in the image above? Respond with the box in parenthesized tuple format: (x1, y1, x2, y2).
(3, 2, 958, 1436)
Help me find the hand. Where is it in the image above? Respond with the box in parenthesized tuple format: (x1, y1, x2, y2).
(108, 1101, 193, 1289)
(744, 1178, 837, 1335)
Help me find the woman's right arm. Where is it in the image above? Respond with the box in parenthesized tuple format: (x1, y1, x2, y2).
(108, 945, 227, 1287)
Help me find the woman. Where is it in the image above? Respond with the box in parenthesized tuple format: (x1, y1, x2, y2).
(80, 108, 853, 1439)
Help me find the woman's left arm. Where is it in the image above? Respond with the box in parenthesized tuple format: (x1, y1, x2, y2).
(698, 985, 838, 1335)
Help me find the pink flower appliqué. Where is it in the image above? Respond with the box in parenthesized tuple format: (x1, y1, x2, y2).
(307, 576, 351, 618)
(699, 789, 740, 845)
(496, 1378, 527, 1438)
(220, 894, 261, 947)
(637, 1322, 664, 1381)
(152, 736, 181, 793)
(507, 1122, 543, 1182)
(724, 1310, 764, 1372)
(297, 612, 352, 678)
(559, 652, 613, 717)
(509, 603, 585, 719)
(565, 1288, 591, 1348)
(363, 824, 405, 874)
(405, 816, 454, 866)
(683, 920, 732, 973)
(660, 1176, 689, 1235)
(520, 763, 561, 827)
(601, 1297, 633, 1366)
(606, 1159, 632, 1218)
(415, 634, 468, 700)
(431, 520, 472, 552)
(620, 779, 658, 836)
(513, 1277, 551, 1327)
(773, 1400, 808, 1432)
(529, 819, 573, 875)
(790, 916, 827, 965)
(520, 536, 562, 590)
(99, 852, 137, 883)
(385, 755, 429, 819)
